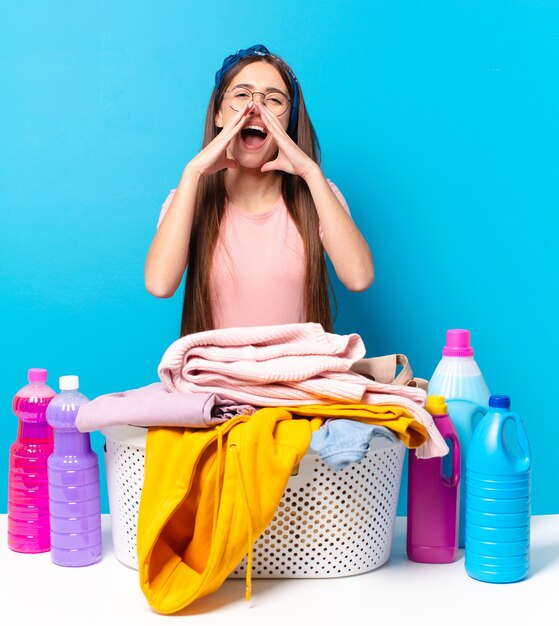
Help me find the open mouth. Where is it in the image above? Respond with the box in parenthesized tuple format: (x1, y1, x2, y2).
(240, 125, 268, 150)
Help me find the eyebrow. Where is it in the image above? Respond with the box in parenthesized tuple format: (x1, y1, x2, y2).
(232, 83, 288, 97)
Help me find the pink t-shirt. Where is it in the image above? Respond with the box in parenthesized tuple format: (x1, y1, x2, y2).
(157, 179, 351, 329)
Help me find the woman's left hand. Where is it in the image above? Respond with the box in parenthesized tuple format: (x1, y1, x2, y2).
(254, 101, 318, 180)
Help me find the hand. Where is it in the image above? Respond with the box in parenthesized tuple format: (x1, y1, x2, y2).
(187, 102, 252, 177)
(254, 101, 318, 180)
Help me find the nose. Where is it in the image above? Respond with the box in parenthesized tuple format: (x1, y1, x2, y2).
(247, 100, 262, 116)
(251, 92, 267, 106)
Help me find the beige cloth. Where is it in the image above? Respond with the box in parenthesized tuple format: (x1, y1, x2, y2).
(351, 354, 429, 392)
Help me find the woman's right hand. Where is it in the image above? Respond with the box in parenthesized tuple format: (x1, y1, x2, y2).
(186, 102, 252, 177)
(146, 103, 253, 298)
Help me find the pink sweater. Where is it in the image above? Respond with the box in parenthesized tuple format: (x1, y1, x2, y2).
(158, 323, 448, 458)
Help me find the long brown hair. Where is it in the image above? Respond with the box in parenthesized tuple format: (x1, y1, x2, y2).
(181, 53, 336, 336)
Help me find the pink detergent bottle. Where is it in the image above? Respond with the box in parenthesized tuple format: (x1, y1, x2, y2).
(407, 395, 461, 563)
(8, 368, 56, 553)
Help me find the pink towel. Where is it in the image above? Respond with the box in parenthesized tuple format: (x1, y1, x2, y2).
(157, 323, 448, 458)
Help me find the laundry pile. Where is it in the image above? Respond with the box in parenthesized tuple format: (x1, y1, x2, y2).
(77, 322, 448, 614)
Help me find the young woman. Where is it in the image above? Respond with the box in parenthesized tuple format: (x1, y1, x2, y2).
(145, 44, 374, 336)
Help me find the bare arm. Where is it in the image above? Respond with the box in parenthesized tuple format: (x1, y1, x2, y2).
(303, 165, 374, 292)
(144, 102, 252, 298)
(144, 166, 201, 298)
(255, 101, 374, 292)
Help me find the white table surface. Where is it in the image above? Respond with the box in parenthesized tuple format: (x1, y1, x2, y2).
(1, 514, 556, 625)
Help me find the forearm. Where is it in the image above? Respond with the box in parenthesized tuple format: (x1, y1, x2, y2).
(144, 165, 202, 298)
(303, 165, 374, 291)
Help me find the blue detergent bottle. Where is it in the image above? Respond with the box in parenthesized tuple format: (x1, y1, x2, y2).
(465, 394, 531, 583)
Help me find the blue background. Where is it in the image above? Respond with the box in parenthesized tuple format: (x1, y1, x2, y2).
(1, 1, 558, 516)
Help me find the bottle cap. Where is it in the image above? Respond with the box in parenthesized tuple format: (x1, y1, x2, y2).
(28, 368, 47, 383)
(426, 395, 448, 415)
(59, 375, 80, 391)
(489, 394, 511, 409)
(442, 329, 474, 357)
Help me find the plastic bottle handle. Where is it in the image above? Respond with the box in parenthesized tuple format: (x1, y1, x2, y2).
(498, 412, 531, 470)
(443, 432, 461, 488)
(471, 405, 488, 434)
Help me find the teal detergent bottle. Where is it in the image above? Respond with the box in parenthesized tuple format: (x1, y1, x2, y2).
(428, 329, 490, 547)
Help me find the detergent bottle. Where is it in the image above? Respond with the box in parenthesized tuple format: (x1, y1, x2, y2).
(8, 368, 55, 553)
(46, 375, 102, 566)
(465, 394, 531, 583)
(429, 329, 490, 405)
(428, 329, 490, 547)
(407, 395, 460, 563)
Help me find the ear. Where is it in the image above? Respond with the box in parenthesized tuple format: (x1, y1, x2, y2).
(215, 109, 224, 129)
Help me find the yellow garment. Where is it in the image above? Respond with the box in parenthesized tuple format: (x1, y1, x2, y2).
(288, 403, 428, 449)
(137, 403, 426, 614)
(137, 408, 311, 614)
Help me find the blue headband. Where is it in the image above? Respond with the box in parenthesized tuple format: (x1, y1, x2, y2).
(214, 44, 299, 140)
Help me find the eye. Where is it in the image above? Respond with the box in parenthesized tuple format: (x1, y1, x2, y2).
(266, 96, 283, 105)
(230, 87, 252, 100)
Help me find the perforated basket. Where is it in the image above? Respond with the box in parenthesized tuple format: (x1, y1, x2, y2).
(102, 424, 405, 577)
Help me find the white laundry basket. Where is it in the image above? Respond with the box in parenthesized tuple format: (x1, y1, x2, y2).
(102, 424, 405, 577)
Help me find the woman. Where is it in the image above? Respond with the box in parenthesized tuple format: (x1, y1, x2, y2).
(145, 44, 374, 335)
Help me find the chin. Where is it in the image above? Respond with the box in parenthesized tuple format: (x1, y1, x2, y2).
(235, 152, 275, 171)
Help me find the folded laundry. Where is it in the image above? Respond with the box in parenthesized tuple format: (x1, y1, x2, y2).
(157, 323, 448, 458)
(158, 322, 365, 389)
(310, 419, 398, 471)
(75, 382, 255, 432)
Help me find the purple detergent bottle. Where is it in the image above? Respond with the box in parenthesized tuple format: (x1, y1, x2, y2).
(8, 368, 55, 553)
(46, 375, 102, 566)
(407, 395, 461, 563)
